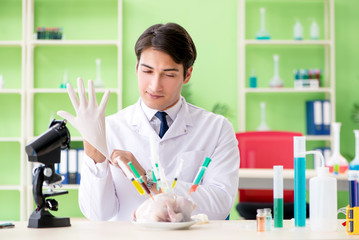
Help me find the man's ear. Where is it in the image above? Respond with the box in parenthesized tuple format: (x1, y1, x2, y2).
(183, 66, 193, 84)
(135, 61, 139, 75)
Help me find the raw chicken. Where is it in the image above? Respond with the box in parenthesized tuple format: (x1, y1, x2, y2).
(133, 193, 197, 223)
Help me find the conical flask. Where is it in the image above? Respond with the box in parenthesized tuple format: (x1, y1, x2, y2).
(349, 130, 359, 170)
(256, 8, 271, 40)
(325, 122, 348, 174)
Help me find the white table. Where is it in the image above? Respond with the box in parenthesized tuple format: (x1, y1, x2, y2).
(0, 219, 353, 240)
(238, 169, 348, 191)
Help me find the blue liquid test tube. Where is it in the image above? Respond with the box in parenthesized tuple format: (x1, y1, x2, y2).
(294, 136, 306, 227)
(348, 170, 357, 233)
(273, 165, 283, 228)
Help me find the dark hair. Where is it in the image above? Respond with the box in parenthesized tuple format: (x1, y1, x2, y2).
(135, 23, 197, 79)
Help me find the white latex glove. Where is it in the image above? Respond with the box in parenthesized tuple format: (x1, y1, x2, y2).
(57, 78, 110, 159)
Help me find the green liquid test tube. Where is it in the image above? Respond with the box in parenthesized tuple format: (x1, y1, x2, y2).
(273, 165, 283, 228)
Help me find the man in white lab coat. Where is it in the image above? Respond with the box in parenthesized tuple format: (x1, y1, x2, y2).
(58, 23, 239, 221)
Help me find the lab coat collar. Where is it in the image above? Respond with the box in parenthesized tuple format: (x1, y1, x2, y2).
(129, 97, 193, 140)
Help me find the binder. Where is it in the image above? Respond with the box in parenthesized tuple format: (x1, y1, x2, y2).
(59, 149, 68, 184)
(77, 148, 84, 184)
(306, 100, 323, 135)
(68, 149, 78, 184)
(322, 100, 331, 135)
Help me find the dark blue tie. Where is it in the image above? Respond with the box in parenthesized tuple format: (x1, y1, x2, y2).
(155, 111, 169, 138)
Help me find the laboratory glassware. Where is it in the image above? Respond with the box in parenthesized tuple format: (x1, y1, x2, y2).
(256, 209, 266, 232)
(326, 122, 348, 174)
(349, 130, 359, 170)
(293, 19, 303, 40)
(94, 58, 104, 88)
(257, 102, 270, 131)
(256, 8, 271, 40)
(310, 19, 320, 40)
(269, 54, 284, 87)
(273, 165, 283, 228)
(294, 136, 306, 227)
(264, 208, 272, 231)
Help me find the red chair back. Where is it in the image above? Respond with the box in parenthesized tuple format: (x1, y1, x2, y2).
(236, 131, 302, 203)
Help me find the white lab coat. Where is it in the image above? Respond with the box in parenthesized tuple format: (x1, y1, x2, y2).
(79, 97, 240, 221)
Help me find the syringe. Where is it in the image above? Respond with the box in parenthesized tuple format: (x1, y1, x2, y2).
(117, 159, 145, 196)
(172, 158, 184, 189)
(128, 161, 154, 199)
(188, 157, 212, 196)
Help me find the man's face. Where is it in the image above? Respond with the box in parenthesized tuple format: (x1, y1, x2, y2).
(136, 48, 192, 111)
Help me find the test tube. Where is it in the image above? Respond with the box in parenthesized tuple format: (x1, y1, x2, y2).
(348, 170, 356, 233)
(294, 136, 306, 227)
(117, 160, 145, 196)
(273, 165, 283, 228)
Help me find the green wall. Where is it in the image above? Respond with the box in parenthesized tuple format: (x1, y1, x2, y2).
(335, 0, 359, 160)
(122, 0, 238, 127)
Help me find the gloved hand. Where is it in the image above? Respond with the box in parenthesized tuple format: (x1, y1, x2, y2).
(57, 78, 110, 159)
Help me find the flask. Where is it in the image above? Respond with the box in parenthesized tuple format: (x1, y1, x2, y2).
(310, 19, 319, 40)
(349, 130, 359, 170)
(264, 208, 272, 231)
(257, 102, 270, 131)
(326, 122, 348, 174)
(309, 166, 337, 231)
(256, 209, 265, 232)
(269, 54, 284, 87)
(256, 8, 271, 40)
(293, 19, 303, 40)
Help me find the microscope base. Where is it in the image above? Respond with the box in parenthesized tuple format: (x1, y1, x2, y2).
(28, 208, 71, 228)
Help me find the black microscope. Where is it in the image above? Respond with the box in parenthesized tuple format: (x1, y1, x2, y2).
(25, 119, 71, 228)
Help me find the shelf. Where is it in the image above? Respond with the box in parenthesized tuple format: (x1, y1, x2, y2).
(306, 135, 332, 141)
(0, 89, 23, 94)
(244, 40, 332, 46)
(0, 137, 22, 142)
(0, 185, 22, 191)
(32, 88, 118, 94)
(244, 87, 333, 93)
(0, 41, 23, 47)
(31, 40, 119, 46)
(60, 184, 80, 190)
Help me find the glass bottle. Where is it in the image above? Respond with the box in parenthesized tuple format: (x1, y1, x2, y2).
(257, 209, 265, 232)
(264, 208, 272, 231)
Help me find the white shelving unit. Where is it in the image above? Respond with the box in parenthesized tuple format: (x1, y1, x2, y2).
(20, 0, 123, 220)
(0, 0, 27, 221)
(238, 0, 335, 143)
